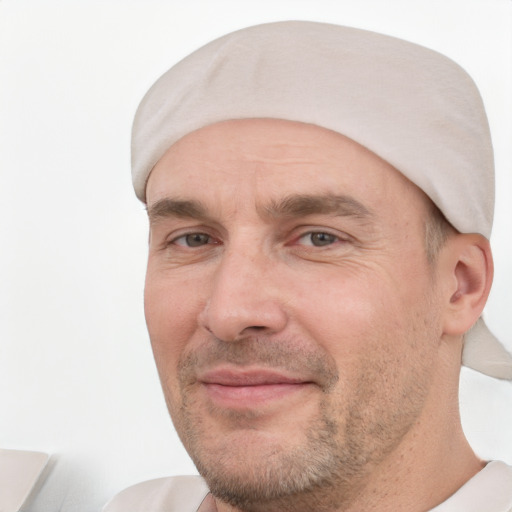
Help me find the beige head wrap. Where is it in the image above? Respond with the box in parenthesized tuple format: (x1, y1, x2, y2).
(131, 21, 512, 379)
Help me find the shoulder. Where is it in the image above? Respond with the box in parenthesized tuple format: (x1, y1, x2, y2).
(102, 475, 210, 512)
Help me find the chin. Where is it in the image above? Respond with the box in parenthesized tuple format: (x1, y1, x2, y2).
(180, 412, 352, 511)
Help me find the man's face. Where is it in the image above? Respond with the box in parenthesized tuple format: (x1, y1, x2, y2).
(144, 119, 444, 510)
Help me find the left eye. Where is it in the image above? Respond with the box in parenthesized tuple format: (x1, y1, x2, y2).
(173, 233, 213, 247)
(297, 232, 340, 247)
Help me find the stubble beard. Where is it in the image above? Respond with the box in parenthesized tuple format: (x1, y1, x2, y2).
(165, 334, 435, 512)
(177, 393, 366, 512)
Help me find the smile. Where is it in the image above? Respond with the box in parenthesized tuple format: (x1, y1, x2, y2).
(199, 368, 314, 409)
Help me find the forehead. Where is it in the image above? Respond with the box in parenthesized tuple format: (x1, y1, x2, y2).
(146, 119, 430, 218)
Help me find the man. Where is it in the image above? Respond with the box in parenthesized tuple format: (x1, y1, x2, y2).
(104, 21, 512, 512)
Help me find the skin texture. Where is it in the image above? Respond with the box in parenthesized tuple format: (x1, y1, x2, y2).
(144, 119, 490, 512)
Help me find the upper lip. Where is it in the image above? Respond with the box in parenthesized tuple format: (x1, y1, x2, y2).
(199, 368, 310, 386)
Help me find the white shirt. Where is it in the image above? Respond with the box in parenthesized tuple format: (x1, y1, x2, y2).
(430, 461, 512, 512)
(103, 461, 512, 512)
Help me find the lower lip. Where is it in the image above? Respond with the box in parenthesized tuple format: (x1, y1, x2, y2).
(203, 382, 309, 408)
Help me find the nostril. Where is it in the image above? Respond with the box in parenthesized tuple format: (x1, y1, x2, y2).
(200, 293, 288, 342)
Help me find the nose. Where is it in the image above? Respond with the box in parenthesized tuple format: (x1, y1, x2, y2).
(199, 247, 288, 342)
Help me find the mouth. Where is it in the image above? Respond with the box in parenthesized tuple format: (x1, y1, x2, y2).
(198, 367, 314, 409)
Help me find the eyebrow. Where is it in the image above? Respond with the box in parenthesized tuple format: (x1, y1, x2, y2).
(262, 194, 373, 220)
(147, 194, 373, 224)
(147, 198, 212, 224)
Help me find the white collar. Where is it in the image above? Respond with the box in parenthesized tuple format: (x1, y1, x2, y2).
(430, 461, 512, 512)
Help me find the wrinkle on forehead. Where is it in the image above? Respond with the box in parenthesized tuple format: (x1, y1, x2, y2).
(146, 119, 430, 230)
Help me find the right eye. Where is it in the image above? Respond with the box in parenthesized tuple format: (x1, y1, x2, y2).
(172, 233, 214, 247)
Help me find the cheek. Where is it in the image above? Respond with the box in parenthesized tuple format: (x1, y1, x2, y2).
(144, 265, 206, 385)
(288, 261, 433, 363)
(298, 271, 438, 423)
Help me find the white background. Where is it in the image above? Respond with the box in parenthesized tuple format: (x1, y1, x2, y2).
(1, 1, 511, 510)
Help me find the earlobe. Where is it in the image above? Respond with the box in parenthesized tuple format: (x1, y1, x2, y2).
(442, 234, 493, 336)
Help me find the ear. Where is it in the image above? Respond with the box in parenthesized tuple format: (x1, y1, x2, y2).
(441, 234, 493, 336)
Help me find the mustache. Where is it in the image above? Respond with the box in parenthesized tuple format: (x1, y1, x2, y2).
(178, 335, 339, 390)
